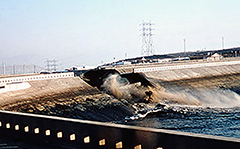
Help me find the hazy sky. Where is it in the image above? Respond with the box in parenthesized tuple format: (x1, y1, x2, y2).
(1, 0, 240, 69)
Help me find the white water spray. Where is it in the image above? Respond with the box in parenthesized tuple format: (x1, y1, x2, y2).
(101, 74, 240, 108)
(101, 74, 146, 101)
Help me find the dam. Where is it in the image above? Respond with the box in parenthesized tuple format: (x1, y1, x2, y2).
(92, 57, 240, 90)
(0, 57, 240, 148)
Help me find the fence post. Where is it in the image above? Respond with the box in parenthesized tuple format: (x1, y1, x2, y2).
(13, 65, 16, 74)
(2, 63, 5, 75)
(34, 65, 36, 73)
(23, 64, 26, 74)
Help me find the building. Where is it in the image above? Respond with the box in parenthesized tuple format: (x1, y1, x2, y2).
(207, 53, 223, 61)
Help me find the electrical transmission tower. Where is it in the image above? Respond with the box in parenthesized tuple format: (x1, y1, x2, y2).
(45, 59, 58, 72)
(140, 21, 154, 56)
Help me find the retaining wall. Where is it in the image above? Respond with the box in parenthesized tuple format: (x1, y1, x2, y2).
(0, 110, 239, 149)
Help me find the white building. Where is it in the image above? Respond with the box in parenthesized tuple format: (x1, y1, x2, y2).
(207, 53, 223, 61)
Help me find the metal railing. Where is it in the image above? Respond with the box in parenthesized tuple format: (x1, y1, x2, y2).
(0, 110, 239, 149)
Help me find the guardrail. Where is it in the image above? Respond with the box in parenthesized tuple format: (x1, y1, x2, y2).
(134, 60, 240, 73)
(0, 72, 74, 84)
(0, 110, 239, 148)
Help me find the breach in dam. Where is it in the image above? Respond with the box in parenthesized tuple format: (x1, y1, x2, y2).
(1, 52, 240, 148)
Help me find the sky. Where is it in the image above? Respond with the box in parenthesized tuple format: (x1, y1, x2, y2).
(1, 0, 240, 69)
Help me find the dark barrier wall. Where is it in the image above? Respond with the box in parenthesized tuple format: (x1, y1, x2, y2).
(0, 110, 239, 149)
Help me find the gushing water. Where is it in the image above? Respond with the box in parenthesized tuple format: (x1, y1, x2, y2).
(101, 73, 240, 108)
(101, 74, 147, 102)
(100, 73, 240, 138)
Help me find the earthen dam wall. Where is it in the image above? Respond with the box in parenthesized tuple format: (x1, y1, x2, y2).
(110, 57, 240, 90)
(0, 73, 100, 108)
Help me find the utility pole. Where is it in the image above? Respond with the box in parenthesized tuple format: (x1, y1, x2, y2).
(140, 21, 154, 56)
(183, 39, 186, 53)
(2, 63, 5, 75)
(13, 65, 16, 74)
(23, 64, 26, 74)
(222, 37, 224, 50)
